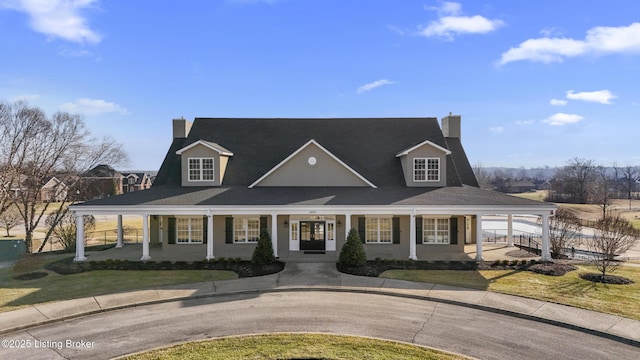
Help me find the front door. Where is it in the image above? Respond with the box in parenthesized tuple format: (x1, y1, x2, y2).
(299, 221, 326, 251)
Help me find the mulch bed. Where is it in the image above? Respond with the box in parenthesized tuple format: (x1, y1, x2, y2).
(579, 273, 634, 285)
(45, 257, 284, 278)
(528, 263, 578, 276)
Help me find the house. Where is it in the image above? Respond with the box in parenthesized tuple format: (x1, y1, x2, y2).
(79, 164, 124, 200)
(70, 115, 555, 262)
(121, 172, 153, 194)
(39, 177, 69, 202)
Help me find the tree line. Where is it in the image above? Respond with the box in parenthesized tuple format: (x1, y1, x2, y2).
(0, 100, 128, 253)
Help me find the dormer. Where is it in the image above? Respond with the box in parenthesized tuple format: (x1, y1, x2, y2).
(396, 140, 450, 187)
(176, 140, 233, 187)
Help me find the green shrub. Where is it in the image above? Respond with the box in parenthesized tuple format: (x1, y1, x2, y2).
(339, 229, 366, 266)
(252, 230, 276, 265)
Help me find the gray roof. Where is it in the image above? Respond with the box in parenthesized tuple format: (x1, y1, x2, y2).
(77, 184, 549, 207)
(78, 117, 550, 208)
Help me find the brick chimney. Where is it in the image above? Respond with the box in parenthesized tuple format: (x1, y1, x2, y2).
(441, 113, 461, 139)
(172, 118, 192, 138)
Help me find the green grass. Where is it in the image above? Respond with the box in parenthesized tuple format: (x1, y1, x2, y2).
(381, 265, 640, 320)
(123, 333, 468, 360)
(0, 254, 237, 313)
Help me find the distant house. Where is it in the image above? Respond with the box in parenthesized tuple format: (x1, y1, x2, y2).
(122, 172, 153, 194)
(71, 115, 555, 262)
(39, 177, 69, 202)
(79, 165, 154, 199)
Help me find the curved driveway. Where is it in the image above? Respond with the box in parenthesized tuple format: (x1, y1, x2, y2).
(1, 291, 638, 360)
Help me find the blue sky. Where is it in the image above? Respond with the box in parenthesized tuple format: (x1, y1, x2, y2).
(1, 1, 639, 170)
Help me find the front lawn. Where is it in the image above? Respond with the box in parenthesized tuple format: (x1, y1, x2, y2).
(381, 265, 640, 320)
(123, 333, 468, 360)
(0, 254, 237, 313)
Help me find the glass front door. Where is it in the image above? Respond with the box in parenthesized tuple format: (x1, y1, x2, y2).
(299, 221, 326, 251)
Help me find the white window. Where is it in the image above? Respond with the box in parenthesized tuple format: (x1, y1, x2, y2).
(176, 217, 203, 244)
(365, 217, 392, 244)
(234, 217, 260, 243)
(290, 221, 299, 241)
(188, 158, 215, 181)
(326, 221, 335, 242)
(414, 158, 440, 182)
(423, 218, 449, 244)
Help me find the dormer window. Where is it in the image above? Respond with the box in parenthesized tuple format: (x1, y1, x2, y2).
(414, 158, 440, 182)
(188, 158, 214, 181)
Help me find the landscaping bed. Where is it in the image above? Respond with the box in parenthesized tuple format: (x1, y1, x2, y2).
(337, 259, 547, 277)
(45, 257, 284, 278)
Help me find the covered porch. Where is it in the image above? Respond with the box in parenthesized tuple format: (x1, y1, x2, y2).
(71, 207, 555, 263)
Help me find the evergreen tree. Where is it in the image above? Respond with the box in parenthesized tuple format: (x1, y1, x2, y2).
(252, 230, 276, 265)
(339, 228, 366, 266)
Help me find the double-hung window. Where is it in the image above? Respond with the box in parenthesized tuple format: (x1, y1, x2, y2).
(176, 217, 203, 244)
(414, 158, 440, 182)
(234, 217, 260, 243)
(188, 158, 214, 181)
(365, 217, 392, 244)
(423, 218, 449, 244)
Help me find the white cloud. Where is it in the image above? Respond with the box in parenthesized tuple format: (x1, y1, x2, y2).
(499, 22, 640, 65)
(59, 98, 128, 115)
(489, 126, 504, 133)
(419, 2, 503, 40)
(566, 90, 616, 104)
(1, 0, 101, 43)
(516, 119, 534, 125)
(542, 113, 584, 126)
(550, 99, 567, 106)
(356, 79, 395, 94)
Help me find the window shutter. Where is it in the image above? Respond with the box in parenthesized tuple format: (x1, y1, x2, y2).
(260, 216, 268, 234)
(225, 217, 233, 244)
(392, 217, 400, 244)
(203, 216, 208, 244)
(168, 217, 176, 244)
(415, 217, 423, 244)
(450, 217, 458, 245)
(358, 217, 366, 244)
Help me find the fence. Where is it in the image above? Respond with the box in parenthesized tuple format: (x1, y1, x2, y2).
(26, 228, 143, 253)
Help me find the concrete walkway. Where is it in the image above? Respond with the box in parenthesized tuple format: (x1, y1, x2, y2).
(1, 262, 639, 348)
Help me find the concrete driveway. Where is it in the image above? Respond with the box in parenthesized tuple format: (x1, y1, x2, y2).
(1, 290, 639, 360)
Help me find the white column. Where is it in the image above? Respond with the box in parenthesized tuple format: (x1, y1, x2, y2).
(74, 214, 87, 262)
(116, 214, 124, 248)
(206, 215, 214, 260)
(141, 214, 151, 261)
(475, 214, 484, 261)
(344, 213, 352, 239)
(541, 213, 551, 262)
(409, 213, 417, 260)
(271, 213, 278, 258)
(507, 214, 514, 247)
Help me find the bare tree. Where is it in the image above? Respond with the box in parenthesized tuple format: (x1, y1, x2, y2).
(591, 166, 616, 218)
(46, 211, 95, 252)
(588, 215, 638, 277)
(547, 207, 582, 259)
(472, 163, 493, 190)
(0, 101, 128, 253)
(553, 158, 596, 203)
(621, 165, 638, 209)
(0, 205, 21, 237)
